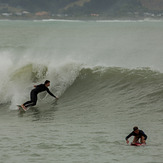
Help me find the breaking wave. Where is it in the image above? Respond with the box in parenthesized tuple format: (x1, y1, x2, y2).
(1, 56, 163, 111)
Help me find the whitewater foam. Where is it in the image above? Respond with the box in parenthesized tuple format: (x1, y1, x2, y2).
(0, 51, 82, 110)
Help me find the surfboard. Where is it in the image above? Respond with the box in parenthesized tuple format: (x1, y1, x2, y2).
(131, 143, 146, 146)
(17, 105, 27, 112)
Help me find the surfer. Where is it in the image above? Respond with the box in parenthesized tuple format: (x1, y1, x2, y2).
(21, 80, 58, 110)
(125, 126, 147, 145)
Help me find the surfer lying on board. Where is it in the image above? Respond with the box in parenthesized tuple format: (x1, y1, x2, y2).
(125, 126, 147, 145)
(21, 80, 58, 110)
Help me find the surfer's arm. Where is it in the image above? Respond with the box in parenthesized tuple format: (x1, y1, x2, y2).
(125, 132, 133, 143)
(47, 88, 58, 99)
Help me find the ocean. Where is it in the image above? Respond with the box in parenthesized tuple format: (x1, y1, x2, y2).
(0, 19, 163, 163)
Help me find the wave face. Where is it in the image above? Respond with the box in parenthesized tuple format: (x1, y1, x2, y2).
(63, 67, 163, 110)
(1, 61, 163, 112)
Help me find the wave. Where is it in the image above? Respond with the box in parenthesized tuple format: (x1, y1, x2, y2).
(72, 66, 163, 92)
(0, 20, 163, 112)
(0, 52, 163, 110)
(1, 59, 163, 111)
(63, 66, 163, 109)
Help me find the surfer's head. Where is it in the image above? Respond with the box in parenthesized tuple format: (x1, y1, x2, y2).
(44, 80, 50, 87)
(133, 126, 139, 134)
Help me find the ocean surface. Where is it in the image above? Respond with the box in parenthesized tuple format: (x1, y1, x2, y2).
(0, 19, 163, 163)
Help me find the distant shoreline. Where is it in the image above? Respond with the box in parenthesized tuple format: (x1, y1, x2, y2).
(0, 16, 163, 21)
(0, 18, 163, 24)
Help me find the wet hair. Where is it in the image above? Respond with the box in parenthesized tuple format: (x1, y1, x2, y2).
(44, 80, 50, 85)
(133, 126, 138, 131)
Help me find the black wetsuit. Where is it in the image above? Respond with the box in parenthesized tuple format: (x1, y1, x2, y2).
(125, 130, 147, 140)
(23, 84, 56, 107)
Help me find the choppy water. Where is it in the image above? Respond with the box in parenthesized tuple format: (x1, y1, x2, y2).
(0, 20, 163, 163)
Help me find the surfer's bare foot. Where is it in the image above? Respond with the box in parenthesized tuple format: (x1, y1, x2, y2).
(21, 105, 27, 110)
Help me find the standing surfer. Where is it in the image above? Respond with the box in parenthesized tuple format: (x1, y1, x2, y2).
(21, 80, 58, 110)
(125, 126, 147, 145)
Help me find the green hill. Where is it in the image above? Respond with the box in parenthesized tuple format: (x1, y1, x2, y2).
(0, 0, 163, 19)
(140, 0, 163, 11)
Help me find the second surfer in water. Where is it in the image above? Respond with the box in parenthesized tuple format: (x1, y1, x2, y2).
(21, 80, 58, 110)
(125, 126, 147, 145)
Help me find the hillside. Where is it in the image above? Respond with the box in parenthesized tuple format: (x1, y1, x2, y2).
(0, 0, 143, 13)
(0, 0, 163, 19)
(140, 0, 163, 11)
(64, 0, 91, 10)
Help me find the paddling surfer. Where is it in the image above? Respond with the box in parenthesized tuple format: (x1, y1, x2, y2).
(125, 126, 147, 145)
(21, 80, 58, 110)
